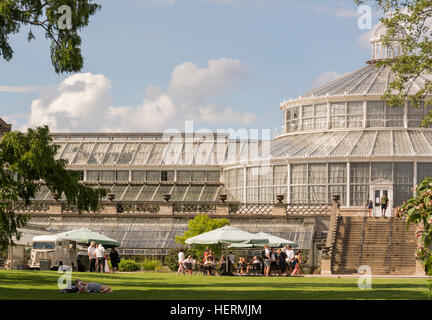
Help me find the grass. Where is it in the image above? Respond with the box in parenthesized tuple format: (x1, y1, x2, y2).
(0, 270, 430, 300)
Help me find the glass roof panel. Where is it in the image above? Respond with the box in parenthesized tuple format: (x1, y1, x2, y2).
(367, 67, 388, 95)
(184, 185, 203, 201)
(153, 185, 174, 201)
(409, 131, 432, 154)
(107, 185, 128, 200)
(72, 143, 95, 165)
(170, 185, 188, 201)
(350, 131, 376, 157)
(421, 132, 432, 151)
(54, 143, 67, 160)
(137, 185, 158, 201)
(163, 142, 183, 165)
(61, 143, 80, 164)
(372, 131, 391, 156)
(194, 142, 214, 165)
(310, 132, 346, 157)
(147, 143, 168, 165)
(286, 133, 322, 158)
(87, 143, 110, 165)
(131, 143, 153, 166)
(292, 133, 329, 158)
(102, 143, 124, 165)
(331, 131, 362, 156)
(393, 131, 413, 155)
(35, 185, 50, 200)
(122, 185, 142, 201)
(117, 143, 139, 165)
(200, 185, 218, 201)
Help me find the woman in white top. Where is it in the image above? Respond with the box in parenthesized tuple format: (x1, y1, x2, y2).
(177, 249, 185, 275)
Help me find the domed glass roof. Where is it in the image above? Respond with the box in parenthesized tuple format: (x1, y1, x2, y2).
(271, 129, 432, 159)
(301, 64, 432, 99)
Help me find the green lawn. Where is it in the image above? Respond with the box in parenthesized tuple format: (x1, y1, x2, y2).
(0, 270, 430, 300)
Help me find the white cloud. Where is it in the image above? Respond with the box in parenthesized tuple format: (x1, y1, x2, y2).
(310, 71, 342, 90)
(22, 58, 256, 132)
(0, 85, 40, 93)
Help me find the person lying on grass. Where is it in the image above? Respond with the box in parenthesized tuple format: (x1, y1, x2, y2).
(74, 279, 113, 293)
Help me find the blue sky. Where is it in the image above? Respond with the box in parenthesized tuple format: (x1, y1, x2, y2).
(0, 0, 380, 133)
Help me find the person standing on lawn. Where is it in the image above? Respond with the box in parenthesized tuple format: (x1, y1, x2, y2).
(285, 245, 295, 273)
(110, 247, 120, 274)
(87, 242, 97, 272)
(279, 249, 287, 276)
(291, 251, 303, 276)
(177, 248, 186, 275)
(262, 245, 271, 277)
(96, 243, 106, 273)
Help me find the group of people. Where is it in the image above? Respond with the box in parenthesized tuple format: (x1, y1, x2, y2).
(176, 245, 303, 277)
(87, 242, 120, 273)
(366, 193, 390, 217)
(260, 245, 303, 276)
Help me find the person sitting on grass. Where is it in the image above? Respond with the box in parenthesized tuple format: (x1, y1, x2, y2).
(74, 279, 113, 294)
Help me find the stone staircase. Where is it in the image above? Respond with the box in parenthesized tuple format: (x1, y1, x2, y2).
(331, 216, 417, 275)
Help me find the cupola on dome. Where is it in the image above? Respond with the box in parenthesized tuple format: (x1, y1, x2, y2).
(369, 20, 406, 62)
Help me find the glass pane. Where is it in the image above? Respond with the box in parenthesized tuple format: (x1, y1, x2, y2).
(191, 171, 206, 182)
(291, 164, 307, 184)
(329, 163, 346, 184)
(309, 164, 327, 184)
(371, 162, 392, 181)
(116, 171, 129, 182)
(207, 171, 220, 182)
(147, 171, 160, 182)
(131, 171, 146, 182)
(177, 171, 190, 182)
(347, 101, 363, 114)
(350, 163, 370, 184)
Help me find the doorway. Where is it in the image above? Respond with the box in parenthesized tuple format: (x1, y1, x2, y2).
(370, 181, 393, 217)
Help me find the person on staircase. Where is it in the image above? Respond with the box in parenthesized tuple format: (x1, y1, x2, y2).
(380, 194, 389, 217)
(366, 200, 373, 217)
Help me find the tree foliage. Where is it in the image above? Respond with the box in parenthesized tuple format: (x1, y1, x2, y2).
(0, 126, 107, 250)
(175, 214, 230, 259)
(398, 178, 432, 271)
(355, 0, 432, 126)
(0, 0, 100, 73)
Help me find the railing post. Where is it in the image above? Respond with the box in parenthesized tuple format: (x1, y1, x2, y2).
(216, 203, 229, 215)
(104, 198, 118, 215)
(159, 203, 173, 215)
(321, 195, 341, 275)
(273, 195, 287, 215)
(48, 202, 62, 215)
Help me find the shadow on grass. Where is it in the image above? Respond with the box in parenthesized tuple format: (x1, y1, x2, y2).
(0, 288, 428, 300)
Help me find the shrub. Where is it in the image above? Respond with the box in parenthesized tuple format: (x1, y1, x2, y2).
(141, 259, 163, 271)
(119, 259, 141, 272)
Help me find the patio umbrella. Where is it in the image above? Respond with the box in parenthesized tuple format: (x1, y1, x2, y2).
(185, 226, 269, 273)
(228, 232, 298, 248)
(185, 226, 269, 245)
(53, 228, 121, 247)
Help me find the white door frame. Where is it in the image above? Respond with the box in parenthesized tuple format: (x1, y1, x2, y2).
(369, 180, 393, 217)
